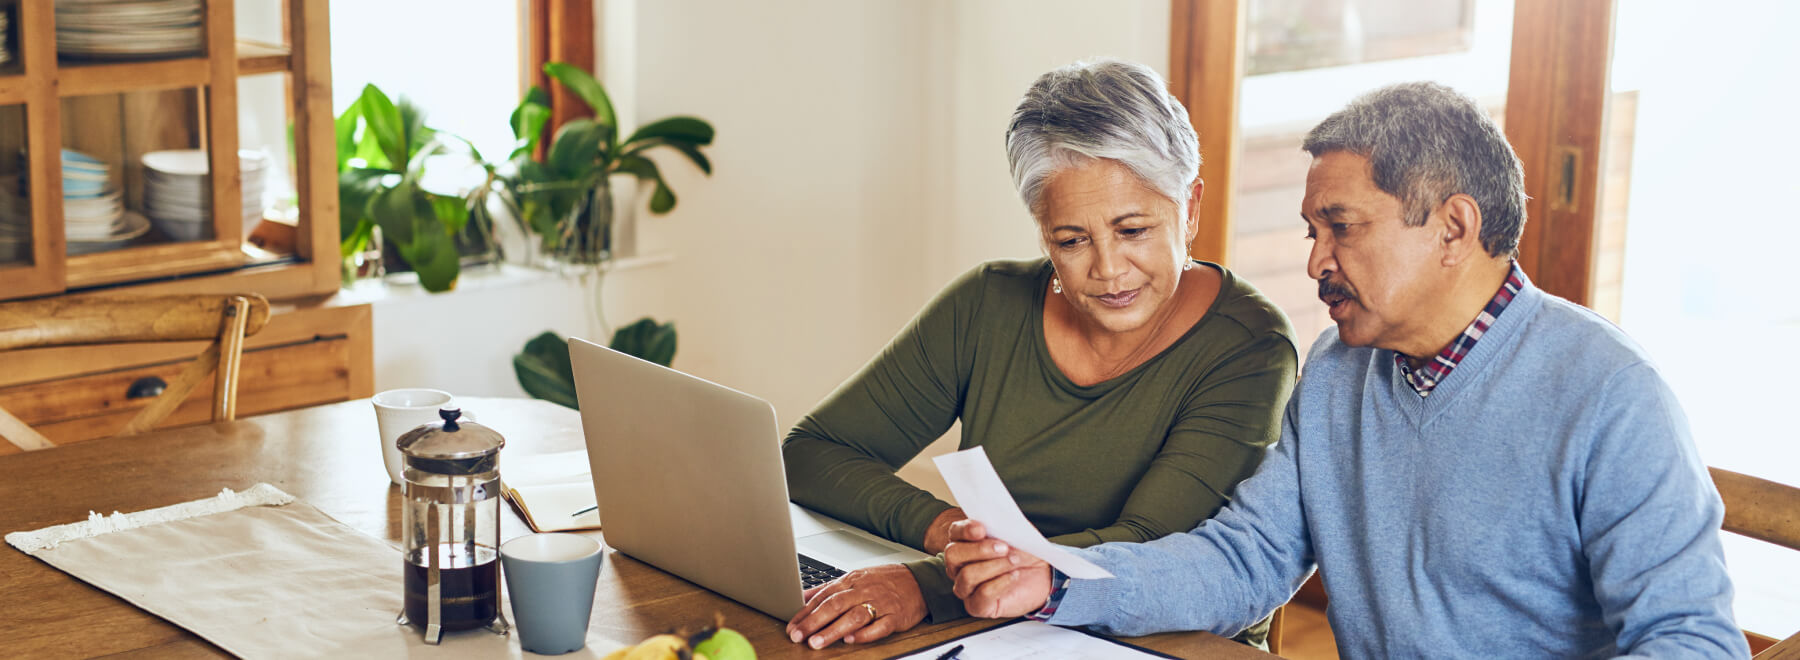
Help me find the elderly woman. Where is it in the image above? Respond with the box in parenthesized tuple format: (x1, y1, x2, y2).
(781, 59, 1297, 650)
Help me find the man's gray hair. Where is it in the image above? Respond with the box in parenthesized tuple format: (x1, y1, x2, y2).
(1303, 82, 1527, 258)
(1007, 59, 1200, 221)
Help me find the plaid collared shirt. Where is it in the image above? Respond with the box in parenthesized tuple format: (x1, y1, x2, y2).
(1027, 569, 1072, 622)
(1396, 261, 1525, 397)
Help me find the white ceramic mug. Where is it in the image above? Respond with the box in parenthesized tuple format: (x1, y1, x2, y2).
(371, 388, 454, 485)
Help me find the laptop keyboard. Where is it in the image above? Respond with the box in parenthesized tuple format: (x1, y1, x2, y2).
(798, 553, 846, 589)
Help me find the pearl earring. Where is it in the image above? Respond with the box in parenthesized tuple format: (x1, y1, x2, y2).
(1052, 276, 1063, 294)
(1183, 254, 1194, 271)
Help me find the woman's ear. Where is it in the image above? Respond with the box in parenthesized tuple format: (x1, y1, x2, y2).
(1185, 177, 1205, 238)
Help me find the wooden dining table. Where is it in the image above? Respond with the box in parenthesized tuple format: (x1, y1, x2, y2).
(0, 396, 1276, 659)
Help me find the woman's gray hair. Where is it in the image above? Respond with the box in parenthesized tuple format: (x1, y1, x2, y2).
(1302, 82, 1527, 258)
(1007, 59, 1200, 221)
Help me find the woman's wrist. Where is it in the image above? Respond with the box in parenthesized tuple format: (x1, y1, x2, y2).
(921, 507, 968, 554)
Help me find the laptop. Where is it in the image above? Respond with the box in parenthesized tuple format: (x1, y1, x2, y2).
(567, 337, 930, 620)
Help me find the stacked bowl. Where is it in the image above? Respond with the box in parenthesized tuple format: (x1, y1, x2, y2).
(142, 149, 268, 241)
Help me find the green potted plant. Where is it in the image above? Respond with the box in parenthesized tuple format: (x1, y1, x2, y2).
(504, 62, 714, 408)
(335, 84, 499, 292)
(500, 62, 714, 266)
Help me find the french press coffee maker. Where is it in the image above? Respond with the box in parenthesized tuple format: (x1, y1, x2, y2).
(395, 408, 510, 644)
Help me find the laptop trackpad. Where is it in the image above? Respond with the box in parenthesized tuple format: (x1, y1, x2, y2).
(796, 530, 899, 567)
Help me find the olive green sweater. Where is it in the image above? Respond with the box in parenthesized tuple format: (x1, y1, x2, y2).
(781, 259, 1297, 635)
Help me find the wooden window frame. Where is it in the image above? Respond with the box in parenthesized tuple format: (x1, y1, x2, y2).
(1169, 0, 1617, 309)
(526, 0, 596, 152)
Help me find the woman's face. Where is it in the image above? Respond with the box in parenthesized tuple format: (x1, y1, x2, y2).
(1038, 159, 1199, 335)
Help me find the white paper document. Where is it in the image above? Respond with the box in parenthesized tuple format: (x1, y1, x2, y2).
(889, 619, 1168, 659)
(933, 447, 1114, 579)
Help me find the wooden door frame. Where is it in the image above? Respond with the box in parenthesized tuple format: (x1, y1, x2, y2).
(1169, 0, 1247, 265)
(1504, 0, 1617, 305)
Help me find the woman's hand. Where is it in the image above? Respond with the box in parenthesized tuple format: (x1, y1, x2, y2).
(784, 563, 927, 649)
(943, 520, 1055, 618)
(922, 507, 968, 554)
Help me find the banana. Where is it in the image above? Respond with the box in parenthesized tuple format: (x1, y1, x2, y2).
(622, 633, 691, 660)
(603, 624, 754, 660)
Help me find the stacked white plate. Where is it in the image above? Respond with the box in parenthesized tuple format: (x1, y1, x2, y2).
(142, 149, 267, 242)
(0, 173, 28, 262)
(56, 0, 204, 61)
(1, 8, 14, 67)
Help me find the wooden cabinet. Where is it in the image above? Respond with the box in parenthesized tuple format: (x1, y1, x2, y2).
(0, 0, 338, 301)
(0, 301, 372, 453)
(0, 0, 370, 450)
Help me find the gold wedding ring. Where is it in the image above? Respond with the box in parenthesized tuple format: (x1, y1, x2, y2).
(862, 602, 879, 619)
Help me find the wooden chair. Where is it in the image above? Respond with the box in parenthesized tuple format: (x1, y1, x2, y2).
(1711, 467, 1800, 659)
(0, 294, 271, 451)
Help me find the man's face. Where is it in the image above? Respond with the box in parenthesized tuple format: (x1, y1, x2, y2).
(1300, 151, 1447, 352)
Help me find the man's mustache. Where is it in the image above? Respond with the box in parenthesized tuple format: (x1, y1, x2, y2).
(1318, 278, 1354, 301)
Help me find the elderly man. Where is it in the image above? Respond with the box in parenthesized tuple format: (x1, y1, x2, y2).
(942, 82, 1748, 658)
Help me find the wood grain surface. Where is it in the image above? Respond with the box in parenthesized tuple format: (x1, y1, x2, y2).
(0, 397, 1273, 659)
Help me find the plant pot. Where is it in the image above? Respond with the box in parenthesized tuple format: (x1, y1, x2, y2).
(536, 173, 637, 270)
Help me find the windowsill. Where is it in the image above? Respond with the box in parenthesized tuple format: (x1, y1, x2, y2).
(332, 254, 673, 307)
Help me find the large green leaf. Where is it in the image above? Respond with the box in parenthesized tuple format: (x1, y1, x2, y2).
(396, 204, 460, 292)
(509, 86, 552, 160)
(611, 154, 677, 215)
(367, 178, 417, 248)
(623, 116, 715, 146)
(358, 85, 408, 170)
(546, 119, 607, 178)
(622, 138, 712, 175)
(429, 192, 469, 235)
(343, 169, 390, 240)
(648, 179, 675, 214)
(339, 219, 374, 258)
(510, 86, 551, 138)
(612, 154, 659, 180)
(610, 318, 677, 366)
(543, 62, 617, 143)
(334, 97, 361, 172)
(513, 331, 579, 409)
(397, 97, 436, 161)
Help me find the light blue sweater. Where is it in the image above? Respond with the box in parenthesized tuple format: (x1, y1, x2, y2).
(1046, 277, 1748, 658)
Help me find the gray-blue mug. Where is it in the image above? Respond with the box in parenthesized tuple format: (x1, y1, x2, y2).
(501, 533, 604, 655)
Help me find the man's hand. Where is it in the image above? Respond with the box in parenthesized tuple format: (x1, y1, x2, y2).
(943, 519, 1054, 619)
(922, 507, 968, 555)
(784, 563, 928, 649)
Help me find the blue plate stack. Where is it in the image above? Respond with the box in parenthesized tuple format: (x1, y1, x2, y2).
(58, 149, 148, 254)
(7, 149, 150, 256)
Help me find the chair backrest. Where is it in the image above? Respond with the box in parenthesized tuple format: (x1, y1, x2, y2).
(0, 294, 271, 451)
(1710, 467, 1800, 658)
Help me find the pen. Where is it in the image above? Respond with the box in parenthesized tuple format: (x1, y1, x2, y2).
(571, 505, 598, 517)
(933, 643, 964, 660)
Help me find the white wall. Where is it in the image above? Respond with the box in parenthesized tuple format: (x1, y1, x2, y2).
(357, 0, 1173, 434)
(620, 0, 1171, 428)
